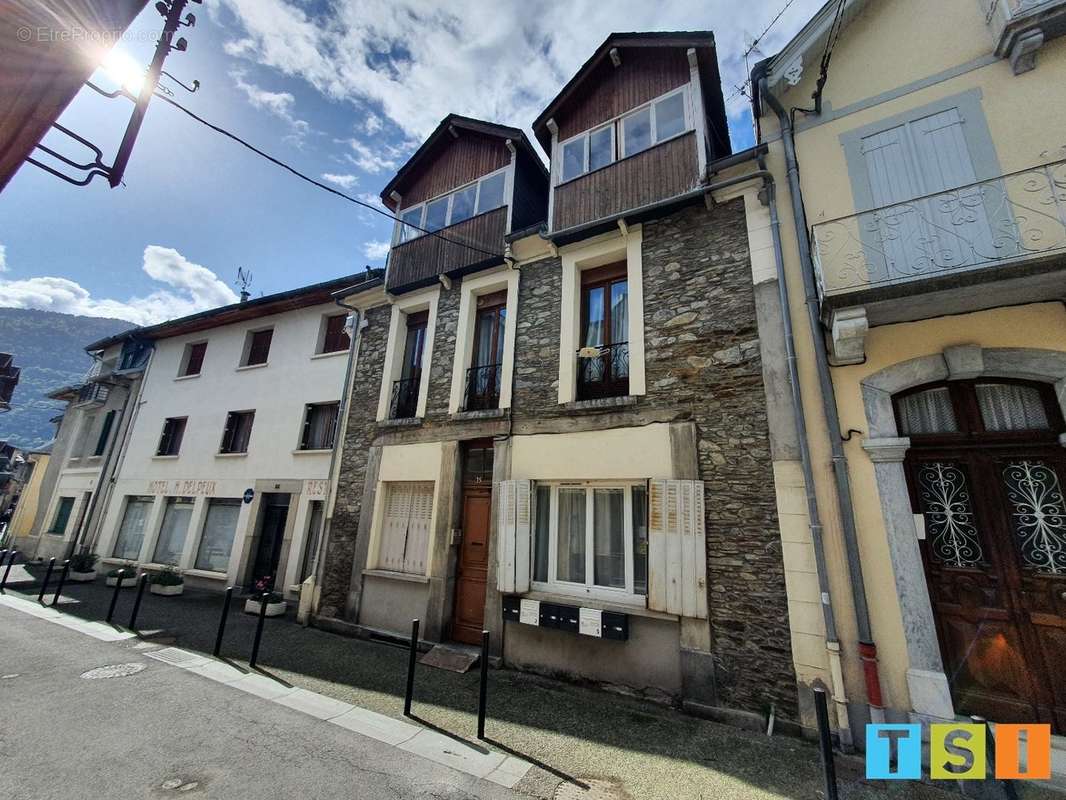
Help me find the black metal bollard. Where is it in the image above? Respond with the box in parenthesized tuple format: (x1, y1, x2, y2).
(0, 549, 18, 592)
(971, 716, 1019, 800)
(249, 592, 269, 668)
(403, 618, 420, 717)
(105, 569, 128, 624)
(128, 573, 149, 631)
(813, 688, 839, 800)
(213, 586, 234, 658)
(477, 629, 490, 739)
(37, 557, 56, 604)
(50, 560, 71, 607)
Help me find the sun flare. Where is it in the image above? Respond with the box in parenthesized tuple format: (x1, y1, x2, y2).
(100, 47, 147, 95)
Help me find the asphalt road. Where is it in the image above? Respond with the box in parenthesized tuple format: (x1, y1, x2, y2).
(0, 604, 521, 800)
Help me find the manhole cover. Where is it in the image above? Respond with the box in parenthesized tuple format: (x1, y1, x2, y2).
(554, 778, 631, 800)
(81, 663, 147, 680)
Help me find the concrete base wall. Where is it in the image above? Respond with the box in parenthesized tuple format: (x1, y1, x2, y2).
(503, 615, 682, 696)
(358, 574, 429, 634)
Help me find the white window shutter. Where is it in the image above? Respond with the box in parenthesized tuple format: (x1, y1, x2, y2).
(401, 482, 434, 575)
(647, 479, 707, 619)
(380, 484, 411, 572)
(497, 479, 531, 593)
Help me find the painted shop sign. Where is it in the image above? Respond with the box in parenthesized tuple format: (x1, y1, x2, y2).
(147, 479, 217, 496)
(305, 479, 328, 499)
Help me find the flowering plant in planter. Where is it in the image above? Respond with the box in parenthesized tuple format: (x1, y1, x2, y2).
(244, 576, 286, 617)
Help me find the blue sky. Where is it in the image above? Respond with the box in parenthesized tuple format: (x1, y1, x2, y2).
(0, 0, 824, 325)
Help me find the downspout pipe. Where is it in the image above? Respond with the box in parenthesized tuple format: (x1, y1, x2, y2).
(309, 294, 364, 603)
(753, 155, 853, 747)
(758, 74, 885, 721)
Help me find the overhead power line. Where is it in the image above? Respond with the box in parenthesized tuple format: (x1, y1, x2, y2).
(743, 0, 799, 60)
(152, 92, 504, 260)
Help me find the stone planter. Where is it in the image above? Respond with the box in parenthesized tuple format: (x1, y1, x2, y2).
(69, 569, 97, 583)
(149, 583, 184, 596)
(105, 573, 137, 587)
(244, 598, 286, 617)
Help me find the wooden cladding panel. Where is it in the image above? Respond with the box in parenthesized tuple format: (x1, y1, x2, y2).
(386, 207, 507, 292)
(402, 134, 511, 206)
(556, 49, 691, 141)
(552, 133, 698, 231)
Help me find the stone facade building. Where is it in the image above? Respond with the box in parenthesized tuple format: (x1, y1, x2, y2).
(315, 31, 812, 732)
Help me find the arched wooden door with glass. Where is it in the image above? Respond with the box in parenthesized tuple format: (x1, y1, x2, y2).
(896, 379, 1066, 732)
(577, 262, 628, 401)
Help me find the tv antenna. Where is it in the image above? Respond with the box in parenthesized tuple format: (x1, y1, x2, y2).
(236, 267, 253, 302)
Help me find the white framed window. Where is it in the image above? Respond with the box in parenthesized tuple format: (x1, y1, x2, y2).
(396, 167, 509, 243)
(554, 86, 691, 185)
(376, 285, 439, 422)
(194, 499, 241, 572)
(113, 496, 153, 559)
(152, 496, 194, 565)
(531, 481, 649, 602)
(374, 481, 434, 575)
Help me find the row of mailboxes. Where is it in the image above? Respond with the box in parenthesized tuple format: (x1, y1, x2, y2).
(501, 596, 629, 640)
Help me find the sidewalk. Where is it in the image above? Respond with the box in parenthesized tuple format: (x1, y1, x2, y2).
(2, 563, 1056, 800)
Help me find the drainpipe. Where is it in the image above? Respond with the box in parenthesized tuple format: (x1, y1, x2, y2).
(308, 294, 364, 612)
(758, 74, 885, 724)
(753, 155, 853, 747)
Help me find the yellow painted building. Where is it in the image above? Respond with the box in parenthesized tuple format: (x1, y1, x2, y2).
(753, 0, 1066, 745)
(5, 450, 49, 542)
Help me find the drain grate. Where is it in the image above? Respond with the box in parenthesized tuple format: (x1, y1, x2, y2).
(143, 647, 203, 667)
(143, 647, 201, 666)
(81, 663, 147, 680)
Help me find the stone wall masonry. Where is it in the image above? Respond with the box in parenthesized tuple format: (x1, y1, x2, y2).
(319, 197, 797, 720)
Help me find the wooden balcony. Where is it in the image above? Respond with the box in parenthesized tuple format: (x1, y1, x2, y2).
(551, 132, 698, 232)
(386, 207, 507, 293)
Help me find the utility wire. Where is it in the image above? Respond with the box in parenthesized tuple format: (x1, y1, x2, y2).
(152, 92, 505, 260)
(742, 0, 799, 60)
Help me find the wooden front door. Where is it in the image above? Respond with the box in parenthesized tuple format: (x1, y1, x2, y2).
(249, 494, 289, 589)
(452, 441, 494, 645)
(899, 379, 1066, 732)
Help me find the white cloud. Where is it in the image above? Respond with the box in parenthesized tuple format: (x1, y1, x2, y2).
(341, 137, 398, 174)
(230, 68, 311, 142)
(216, 0, 826, 143)
(361, 112, 383, 135)
(322, 172, 359, 190)
(356, 192, 386, 210)
(0, 244, 6, 272)
(0, 246, 239, 326)
(363, 240, 391, 260)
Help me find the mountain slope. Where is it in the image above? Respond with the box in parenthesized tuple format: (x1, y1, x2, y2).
(0, 308, 134, 449)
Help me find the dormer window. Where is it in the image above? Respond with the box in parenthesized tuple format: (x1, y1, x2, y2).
(555, 86, 692, 185)
(396, 167, 509, 244)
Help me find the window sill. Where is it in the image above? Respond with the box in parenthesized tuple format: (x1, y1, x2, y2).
(292, 448, 331, 455)
(564, 395, 638, 412)
(377, 416, 422, 429)
(174, 373, 201, 381)
(216, 452, 248, 459)
(152, 455, 179, 460)
(236, 363, 268, 372)
(87, 455, 103, 461)
(183, 568, 228, 581)
(363, 568, 430, 585)
(522, 588, 674, 621)
(311, 350, 348, 360)
(101, 557, 138, 567)
(451, 407, 507, 421)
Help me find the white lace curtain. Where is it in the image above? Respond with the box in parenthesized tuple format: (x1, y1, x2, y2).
(975, 383, 1049, 431)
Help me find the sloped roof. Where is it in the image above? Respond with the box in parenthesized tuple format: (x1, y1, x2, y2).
(379, 114, 546, 211)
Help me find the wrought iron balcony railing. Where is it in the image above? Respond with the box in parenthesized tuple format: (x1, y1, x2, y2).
(811, 158, 1066, 297)
(75, 382, 110, 406)
(576, 341, 629, 401)
(464, 363, 502, 411)
(389, 373, 421, 420)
